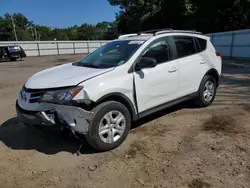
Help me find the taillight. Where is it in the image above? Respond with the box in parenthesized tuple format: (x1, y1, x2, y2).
(216, 52, 221, 56)
(21, 50, 25, 54)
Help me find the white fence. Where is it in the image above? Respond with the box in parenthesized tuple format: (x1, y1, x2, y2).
(3, 29, 250, 60)
(207, 29, 250, 60)
(0, 40, 110, 57)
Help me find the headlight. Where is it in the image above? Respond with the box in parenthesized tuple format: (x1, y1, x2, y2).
(40, 86, 83, 104)
(20, 87, 25, 100)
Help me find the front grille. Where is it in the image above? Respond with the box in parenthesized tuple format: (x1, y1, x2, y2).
(24, 87, 45, 103)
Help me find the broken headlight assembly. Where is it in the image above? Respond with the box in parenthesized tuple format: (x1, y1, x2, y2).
(40, 86, 83, 105)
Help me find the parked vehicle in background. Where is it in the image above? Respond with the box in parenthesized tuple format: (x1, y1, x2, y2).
(0, 45, 27, 61)
(16, 29, 222, 152)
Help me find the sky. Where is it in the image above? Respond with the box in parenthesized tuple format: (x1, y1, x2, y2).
(0, 0, 120, 28)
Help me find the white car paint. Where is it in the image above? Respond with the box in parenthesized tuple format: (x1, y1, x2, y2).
(134, 59, 179, 112)
(25, 63, 114, 89)
(18, 31, 222, 117)
(178, 53, 206, 96)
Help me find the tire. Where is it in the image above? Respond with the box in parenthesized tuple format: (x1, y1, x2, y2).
(194, 75, 217, 107)
(85, 101, 131, 152)
(16, 56, 22, 61)
(10, 56, 22, 61)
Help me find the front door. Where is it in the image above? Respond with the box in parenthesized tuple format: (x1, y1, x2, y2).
(133, 37, 179, 113)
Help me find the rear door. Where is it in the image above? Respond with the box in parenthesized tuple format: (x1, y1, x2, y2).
(172, 35, 208, 97)
(133, 36, 179, 113)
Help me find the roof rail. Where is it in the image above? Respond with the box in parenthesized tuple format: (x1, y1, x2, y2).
(118, 29, 202, 39)
(137, 28, 172, 35)
(118, 33, 153, 39)
(155, 29, 202, 36)
(118, 33, 138, 39)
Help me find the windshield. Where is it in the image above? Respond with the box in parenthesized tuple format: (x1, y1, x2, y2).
(76, 40, 145, 68)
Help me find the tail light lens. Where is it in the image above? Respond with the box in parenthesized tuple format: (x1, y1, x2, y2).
(216, 52, 221, 56)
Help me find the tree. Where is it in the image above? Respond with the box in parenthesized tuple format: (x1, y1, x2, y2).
(108, 0, 190, 33)
(188, 0, 250, 33)
(0, 13, 119, 41)
(0, 16, 12, 41)
(108, 0, 250, 33)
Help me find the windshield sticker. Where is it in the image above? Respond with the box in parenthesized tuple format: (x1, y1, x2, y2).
(118, 60, 125, 65)
(128, 41, 144, 45)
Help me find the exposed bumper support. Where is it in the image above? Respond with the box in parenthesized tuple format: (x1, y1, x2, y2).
(16, 101, 94, 134)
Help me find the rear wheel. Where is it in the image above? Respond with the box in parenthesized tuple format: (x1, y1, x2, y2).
(16, 56, 22, 61)
(10, 56, 22, 61)
(85, 101, 131, 152)
(194, 75, 217, 107)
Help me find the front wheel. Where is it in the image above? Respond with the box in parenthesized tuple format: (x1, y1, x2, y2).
(85, 101, 131, 152)
(194, 75, 217, 107)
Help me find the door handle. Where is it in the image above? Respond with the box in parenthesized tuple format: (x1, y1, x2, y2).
(168, 67, 178, 73)
(200, 61, 207, 64)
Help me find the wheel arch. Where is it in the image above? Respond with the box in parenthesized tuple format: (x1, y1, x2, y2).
(95, 93, 138, 121)
(204, 68, 219, 87)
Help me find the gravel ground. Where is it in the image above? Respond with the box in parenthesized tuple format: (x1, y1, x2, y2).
(0, 55, 250, 188)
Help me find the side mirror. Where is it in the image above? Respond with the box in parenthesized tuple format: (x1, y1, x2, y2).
(135, 57, 157, 70)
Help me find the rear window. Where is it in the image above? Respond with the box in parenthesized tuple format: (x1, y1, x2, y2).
(196, 38, 207, 52)
(8, 46, 21, 52)
(173, 36, 197, 58)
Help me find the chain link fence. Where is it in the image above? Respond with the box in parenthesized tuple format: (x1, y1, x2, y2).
(2, 29, 250, 60)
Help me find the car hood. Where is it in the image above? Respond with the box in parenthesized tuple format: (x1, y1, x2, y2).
(25, 63, 114, 89)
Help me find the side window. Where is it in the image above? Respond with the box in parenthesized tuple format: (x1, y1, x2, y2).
(173, 36, 197, 58)
(142, 37, 172, 64)
(196, 37, 207, 52)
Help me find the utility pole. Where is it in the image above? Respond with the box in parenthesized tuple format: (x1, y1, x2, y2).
(11, 15, 18, 41)
(31, 28, 34, 40)
(34, 27, 38, 41)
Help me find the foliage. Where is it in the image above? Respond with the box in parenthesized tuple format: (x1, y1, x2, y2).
(108, 0, 250, 33)
(0, 13, 118, 41)
(1, 0, 250, 41)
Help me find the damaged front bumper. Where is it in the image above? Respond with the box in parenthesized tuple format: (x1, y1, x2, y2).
(16, 101, 94, 134)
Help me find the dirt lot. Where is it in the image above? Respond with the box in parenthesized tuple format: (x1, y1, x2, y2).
(0, 55, 250, 188)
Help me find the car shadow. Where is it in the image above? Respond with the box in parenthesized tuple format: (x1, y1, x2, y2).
(222, 60, 250, 75)
(0, 102, 193, 156)
(132, 101, 195, 130)
(0, 117, 96, 155)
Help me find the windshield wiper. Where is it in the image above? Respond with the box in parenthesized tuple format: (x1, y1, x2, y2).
(85, 63, 100, 68)
(76, 61, 101, 68)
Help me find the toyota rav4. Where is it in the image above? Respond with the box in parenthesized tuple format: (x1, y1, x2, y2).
(16, 29, 222, 151)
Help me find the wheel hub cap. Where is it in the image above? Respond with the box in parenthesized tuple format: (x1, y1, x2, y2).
(98, 111, 126, 144)
(203, 80, 215, 102)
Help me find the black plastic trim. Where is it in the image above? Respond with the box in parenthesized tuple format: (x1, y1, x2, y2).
(24, 85, 77, 92)
(194, 37, 207, 53)
(205, 68, 220, 87)
(192, 37, 199, 53)
(138, 92, 198, 119)
(95, 93, 138, 121)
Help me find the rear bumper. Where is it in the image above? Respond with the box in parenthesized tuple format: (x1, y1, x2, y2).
(16, 101, 94, 134)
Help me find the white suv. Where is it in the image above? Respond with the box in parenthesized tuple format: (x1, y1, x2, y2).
(16, 29, 222, 151)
